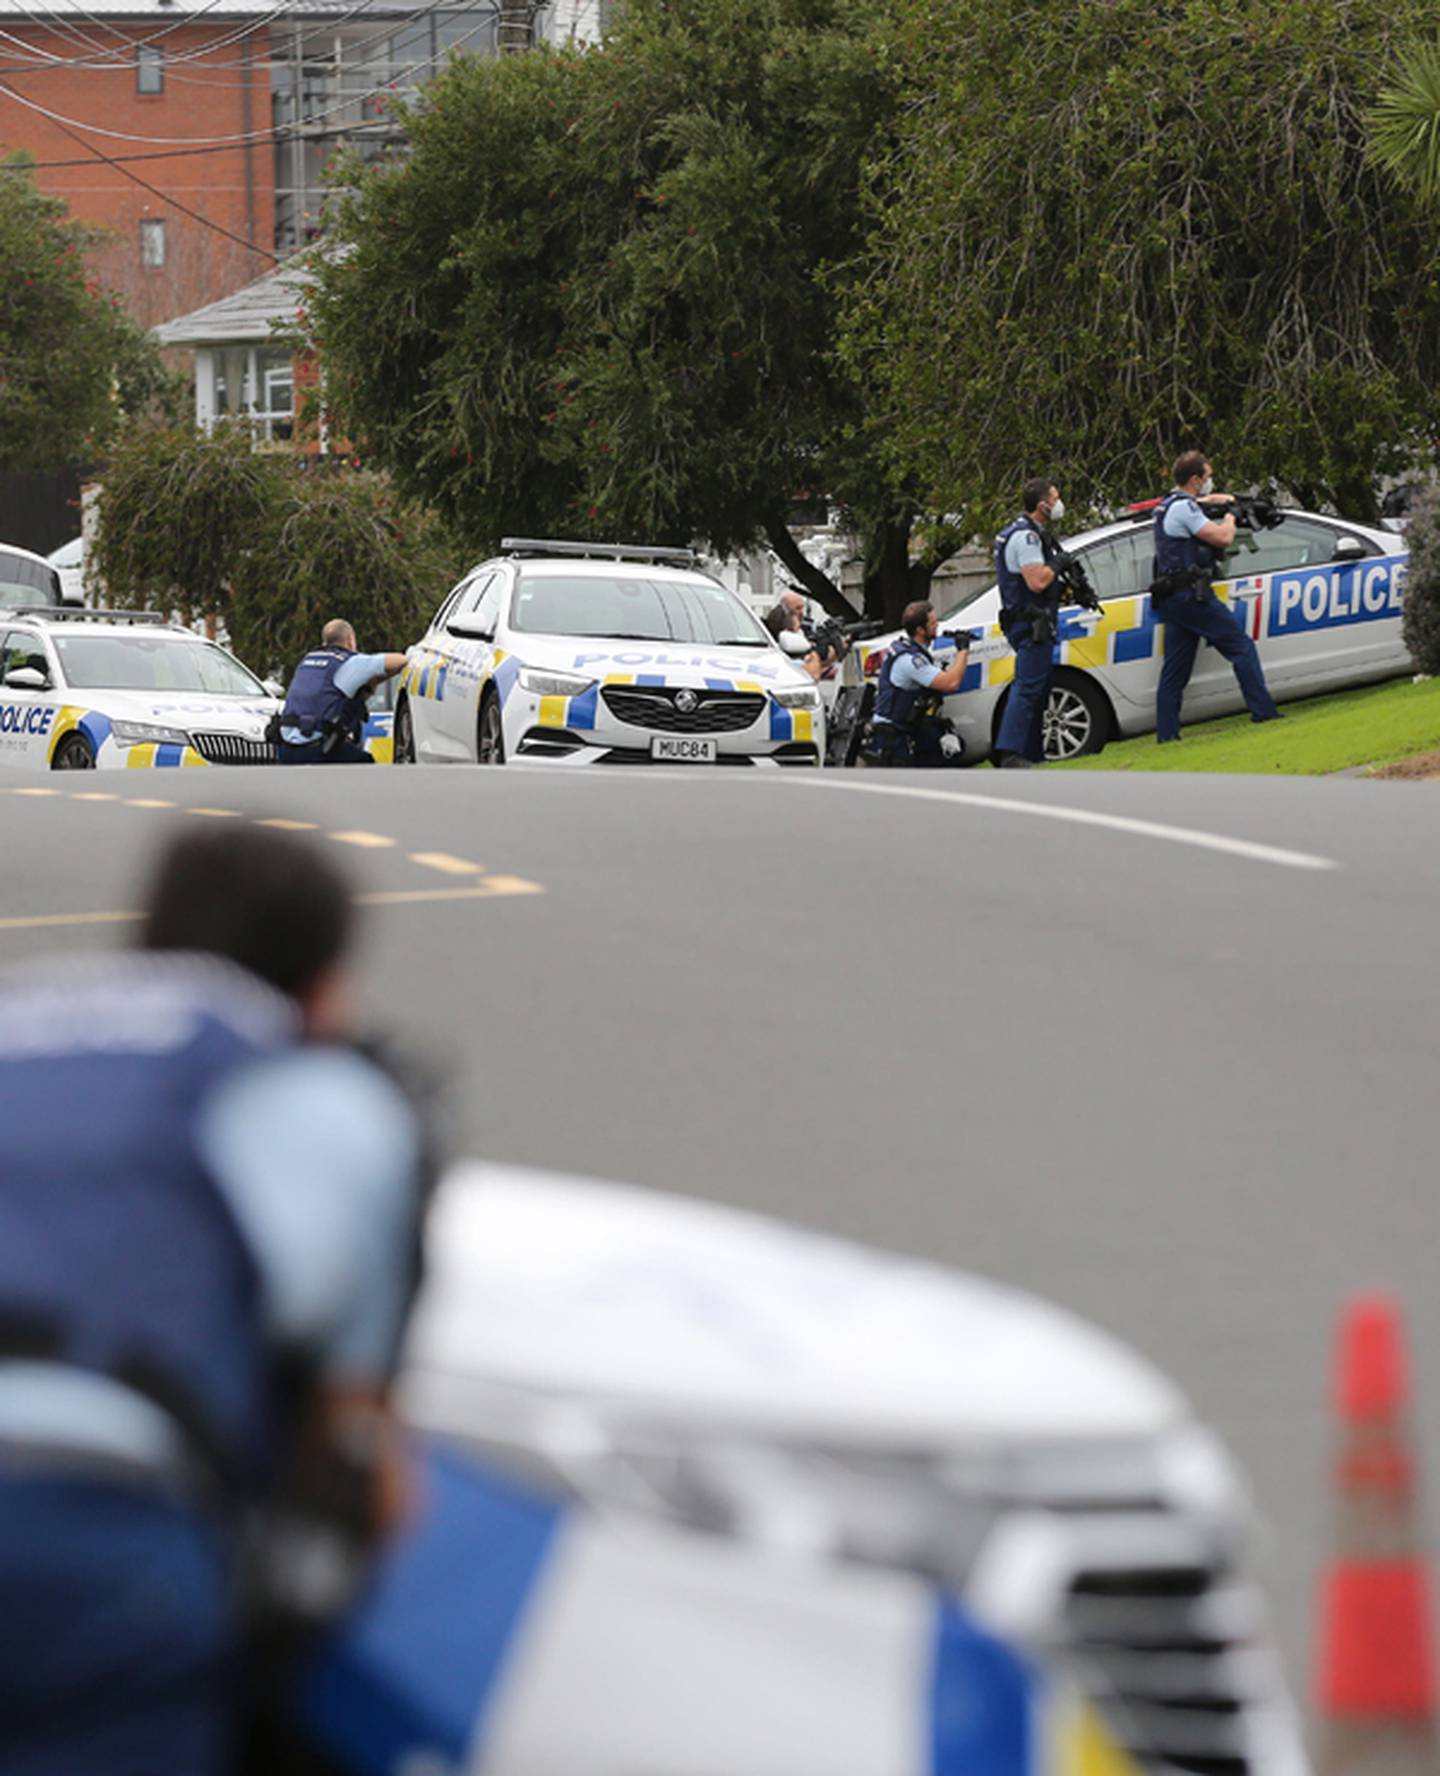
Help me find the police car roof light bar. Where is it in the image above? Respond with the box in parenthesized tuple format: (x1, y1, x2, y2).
(500, 537, 699, 568)
(7, 607, 171, 625)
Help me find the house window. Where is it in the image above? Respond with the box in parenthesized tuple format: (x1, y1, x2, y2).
(140, 218, 166, 268)
(136, 45, 164, 93)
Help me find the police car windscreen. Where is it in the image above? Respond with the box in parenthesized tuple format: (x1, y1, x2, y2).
(53, 635, 264, 695)
(511, 575, 770, 646)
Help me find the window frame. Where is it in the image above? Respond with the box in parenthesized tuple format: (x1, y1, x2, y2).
(136, 44, 165, 93)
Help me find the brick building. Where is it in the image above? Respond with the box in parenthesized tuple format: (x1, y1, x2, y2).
(0, 0, 602, 330)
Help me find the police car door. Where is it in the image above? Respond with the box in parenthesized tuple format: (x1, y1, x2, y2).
(0, 629, 57, 768)
(431, 569, 502, 758)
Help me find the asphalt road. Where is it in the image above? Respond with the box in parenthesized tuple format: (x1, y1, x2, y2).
(3, 760, 1439, 1693)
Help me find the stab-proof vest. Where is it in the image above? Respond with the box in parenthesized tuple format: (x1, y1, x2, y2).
(995, 515, 1061, 633)
(1153, 490, 1219, 582)
(282, 645, 367, 743)
(0, 954, 299, 1490)
(874, 635, 936, 730)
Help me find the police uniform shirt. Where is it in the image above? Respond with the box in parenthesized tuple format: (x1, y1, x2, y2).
(1003, 525, 1046, 576)
(885, 650, 944, 695)
(1161, 496, 1210, 543)
(281, 651, 391, 746)
(0, 1037, 420, 1471)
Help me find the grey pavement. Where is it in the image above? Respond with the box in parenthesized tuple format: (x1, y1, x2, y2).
(3, 761, 1439, 1692)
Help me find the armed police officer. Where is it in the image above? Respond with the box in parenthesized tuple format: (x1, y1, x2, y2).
(1152, 451, 1280, 743)
(866, 599, 971, 766)
(278, 618, 410, 763)
(0, 826, 429, 1773)
(992, 477, 1070, 768)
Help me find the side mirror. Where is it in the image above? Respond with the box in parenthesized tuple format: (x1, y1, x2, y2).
(261, 677, 284, 699)
(448, 616, 494, 641)
(777, 630, 813, 658)
(4, 667, 48, 691)
(1333, 535, 1373, 563)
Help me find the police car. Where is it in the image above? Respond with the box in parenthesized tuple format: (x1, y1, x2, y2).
(395, 539, 826, 767)
(0, 608, 278, 770)
(857, 505, 1409, 762)
(291, 1162, 1308, 1776)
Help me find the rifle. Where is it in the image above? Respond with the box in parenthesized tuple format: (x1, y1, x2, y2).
(1198, 492, 1283, 533)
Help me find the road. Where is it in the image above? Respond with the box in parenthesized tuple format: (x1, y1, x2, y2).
(3, 761, 1438, 1690)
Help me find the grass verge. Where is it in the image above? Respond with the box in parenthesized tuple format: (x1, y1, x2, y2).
(1052, 674, 1440, 775)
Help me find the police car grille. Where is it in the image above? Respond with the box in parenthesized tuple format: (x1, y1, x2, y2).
(600, 687, 766, 733)
(1060, 1558, 1272, 1775)
(190, 731, 275, 764)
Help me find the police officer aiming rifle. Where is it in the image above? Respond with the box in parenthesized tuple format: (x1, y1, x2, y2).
(278, 619, 410, 764)
(1151, 451, 1281, 744)
(865, 599, 971, 766)
(992, 478, 1101, 768)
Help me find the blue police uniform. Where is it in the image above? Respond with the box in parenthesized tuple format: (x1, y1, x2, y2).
(279, 645, 380, 764)
(993, 514, 1060, 763)
(0, 953, 421, 1774)
(1153, 491, 1279, 743)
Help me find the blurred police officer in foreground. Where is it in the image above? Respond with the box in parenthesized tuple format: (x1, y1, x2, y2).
(993, 478, 1067, 768)
(0, 826, 426, 1774)
(1153, 451, 1280, 742)
(867, 599, 971, 766)
(278, 618, 410, 763)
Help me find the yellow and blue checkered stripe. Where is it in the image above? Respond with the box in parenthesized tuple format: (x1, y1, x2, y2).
(46, 707, 208, 768)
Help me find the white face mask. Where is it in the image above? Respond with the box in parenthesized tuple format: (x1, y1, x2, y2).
(1197, 476, 1214, 498)
(1047, 496, 1065, 522)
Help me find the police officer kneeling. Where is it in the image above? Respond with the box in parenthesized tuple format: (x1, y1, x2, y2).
(1153, 450, 1281, 743)
(278, 618, 410, 764)
(866, 600, 971, 766)
(0, 826, 427, 1774)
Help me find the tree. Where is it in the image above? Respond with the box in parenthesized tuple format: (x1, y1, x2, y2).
(0, 154, 168, 473)
(306, 0, 962, 621)
(1369, 39, 1440, 206)
(92, 422, 459, 673)
(840, 0, 1440, 535)
(1401, 487, 1440, 675)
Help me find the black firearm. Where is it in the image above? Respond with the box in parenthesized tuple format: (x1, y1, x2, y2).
(1051, 547, 1104, 613)
(1198, 492, 1283, 532)
(940, 627, 981, 651)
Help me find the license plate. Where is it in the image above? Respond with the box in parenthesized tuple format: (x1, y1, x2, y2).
(651, 735, 717, 763)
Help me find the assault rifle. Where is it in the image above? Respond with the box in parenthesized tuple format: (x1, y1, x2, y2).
(1198, 492, 1283, 533)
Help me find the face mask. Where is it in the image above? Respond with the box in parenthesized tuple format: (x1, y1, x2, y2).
(1198, 477, 1214, 498)
(1047, 497, 1065, 522)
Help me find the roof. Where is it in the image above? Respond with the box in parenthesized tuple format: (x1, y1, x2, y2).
(0, 0, 427, 16)
(152, 257, 312, 346)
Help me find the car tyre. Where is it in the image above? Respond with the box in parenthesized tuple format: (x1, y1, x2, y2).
(51, 734, 95, 771)
(394, 697, 417, 765)
(1043, 672, 1113, 760)
(477, 690, 506, 765)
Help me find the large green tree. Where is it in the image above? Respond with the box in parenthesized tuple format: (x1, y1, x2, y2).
(0, 155, 166, 472)
(841, 0, 1440, 532)
(306, 0, 966, 620)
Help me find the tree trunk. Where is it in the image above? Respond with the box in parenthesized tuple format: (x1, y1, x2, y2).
(861, 510, 939, 625)
(762, 509, 853, 618)
(498, 0, 532, 54)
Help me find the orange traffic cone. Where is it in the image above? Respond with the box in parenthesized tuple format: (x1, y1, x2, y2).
(1316, 1292, 1440, 1775)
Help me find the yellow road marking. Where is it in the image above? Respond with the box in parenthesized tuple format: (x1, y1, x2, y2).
(0, 909, 143, 931)
(69, 792, 117, 802)
(330, 829, 395, 848)
(187, 808, 243, 818)
(125, 798, 174, 809)
(254, 817, 317, 831)
(11, 787, 61, 798)
(408, 852, 483, 875)
(469, 876, 545, 897)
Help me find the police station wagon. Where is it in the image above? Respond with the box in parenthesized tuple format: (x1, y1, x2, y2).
(0, 609, 278, 770)
(395, 539, 826, 767)
(857, 506, 1410, 762)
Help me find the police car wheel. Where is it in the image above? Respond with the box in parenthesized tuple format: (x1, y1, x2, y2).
(51, 734, 95, 770)
(393, 698, 416, 765)
(477, 691, 505, 766)
(1043, 674, 1111, 761)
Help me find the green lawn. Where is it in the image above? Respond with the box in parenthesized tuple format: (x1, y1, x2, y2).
(1052, 673, 1440, 774)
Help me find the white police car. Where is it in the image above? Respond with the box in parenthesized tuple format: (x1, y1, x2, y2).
(292, 1162, 1306, 1776)
(857, 505, 1409, 762)
(395, 539, 826, 767)
(0, 608, 278, 770)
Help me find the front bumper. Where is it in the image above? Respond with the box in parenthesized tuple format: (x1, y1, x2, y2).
(513, 727, 821, 766)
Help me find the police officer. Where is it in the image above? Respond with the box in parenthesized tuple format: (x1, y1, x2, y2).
(278, 618, 410, 764)
(993, 477, 1066, 768)
(0, 826, 427, 1774)
(867, 599, 971, 766)
(1153, 451, 1281, 742)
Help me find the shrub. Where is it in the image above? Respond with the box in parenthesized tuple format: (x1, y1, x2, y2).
(1401, 486, 1440, 675)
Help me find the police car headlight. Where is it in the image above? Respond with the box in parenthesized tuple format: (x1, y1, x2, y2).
(771, 684, 821, 710)
(111, 720, 193, 748)
(517, 668, 597, 698)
